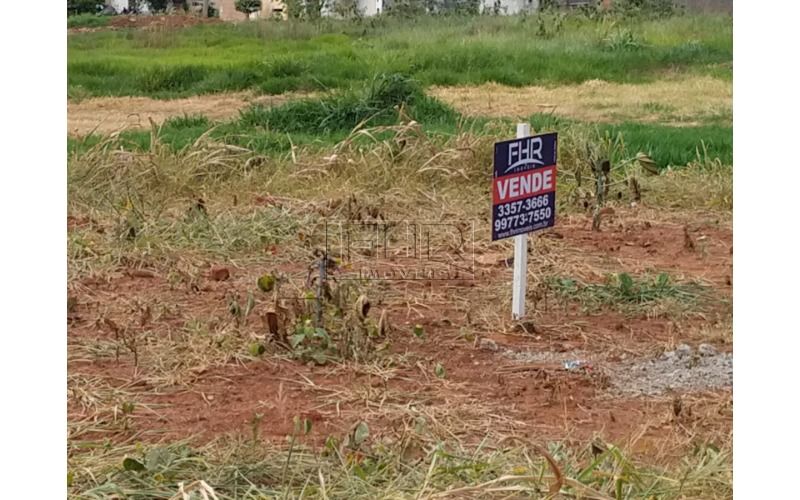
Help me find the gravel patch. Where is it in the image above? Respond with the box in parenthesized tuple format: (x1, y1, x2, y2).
(499, 342, 732, 397)
(606, 343, 732, 397)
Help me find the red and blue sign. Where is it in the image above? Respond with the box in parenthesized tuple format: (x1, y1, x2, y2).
(491, 132, 558, 241)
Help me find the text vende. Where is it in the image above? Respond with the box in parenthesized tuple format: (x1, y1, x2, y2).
(492, 165, 557, 204)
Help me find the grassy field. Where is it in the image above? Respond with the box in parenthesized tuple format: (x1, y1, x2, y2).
(68, 13, 732, 98)
(69, 75, 732, 170)
(68, 13, 112, 29)
(68, 11, 733, 500)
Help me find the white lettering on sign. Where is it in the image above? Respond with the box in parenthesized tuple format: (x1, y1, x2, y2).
(497, 180, 508, 200)
(494, 166, 556, 203)
(504, 137, 544, 173)
(542, 169, 552, 190)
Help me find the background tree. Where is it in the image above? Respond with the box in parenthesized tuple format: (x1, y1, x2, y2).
(235, 0, 262, 17)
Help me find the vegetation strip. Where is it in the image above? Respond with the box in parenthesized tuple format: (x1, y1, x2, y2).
(68, 14, 732, 98)
(69, 74, 732, 169)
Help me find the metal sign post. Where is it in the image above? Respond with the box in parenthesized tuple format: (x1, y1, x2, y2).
(491, 124, 558, 320)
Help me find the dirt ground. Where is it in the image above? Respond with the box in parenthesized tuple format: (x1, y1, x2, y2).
(67, 206, 732, 462)
(108, 14, 221, 29)
(69, 14, 221, 34)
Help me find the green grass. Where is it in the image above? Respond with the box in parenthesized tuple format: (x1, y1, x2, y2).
(70, 120, 732, 171)
(68, 13, 112, 29)
(530, 113, 732, 168)
(68, 74, 463, 154)
(68, 82, 732, 171)
(68, 13, 732, 98)
(238, 73, 458, 133)
(548, 272, 711, 316)
(602, 122, 732, 168)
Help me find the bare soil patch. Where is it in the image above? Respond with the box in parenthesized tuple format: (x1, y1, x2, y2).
(68, 206, 732, 461)
(108, 14, 221, 30)
(68, 14, 221, 33)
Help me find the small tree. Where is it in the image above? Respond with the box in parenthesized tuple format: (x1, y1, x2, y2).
(235, 0, 262, 17)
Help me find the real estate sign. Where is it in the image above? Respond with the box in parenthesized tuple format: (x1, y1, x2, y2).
(491, 132, 558, 241)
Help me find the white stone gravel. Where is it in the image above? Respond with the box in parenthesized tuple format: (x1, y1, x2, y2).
(606, 344, 732, 397)
(500, 343, 732, 397)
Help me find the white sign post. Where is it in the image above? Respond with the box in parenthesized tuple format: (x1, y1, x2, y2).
(511, 123, 530, 320)
(491, 123, 558, 321)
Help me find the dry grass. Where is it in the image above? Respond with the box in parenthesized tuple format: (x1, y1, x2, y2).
(68, 399, 732, 499)
(67, 91, 317, 136)
(430, 76, 732, 126)
(68, 74, 731, 137)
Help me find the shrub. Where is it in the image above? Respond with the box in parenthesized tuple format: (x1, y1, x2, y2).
(238, 73, 456, 133)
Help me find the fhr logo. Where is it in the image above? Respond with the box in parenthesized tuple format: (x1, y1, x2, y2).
(493, 132, 558, 177)
(504, 136, 544, 173)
